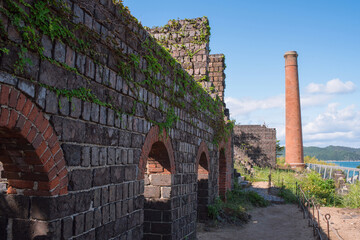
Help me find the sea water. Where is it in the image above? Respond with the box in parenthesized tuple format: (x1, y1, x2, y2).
(329, 161, 360, 168)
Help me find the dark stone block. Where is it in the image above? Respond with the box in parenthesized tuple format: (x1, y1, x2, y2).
(75, 191, 92, 212)
(102, 127, 119, 146)
(107, 109, 115, 126)
(94, 208, 102, 228)
(81, 146, 90, 167)
(99, 147, 107, 166)
(110, 203, 116, 222)
(85, 211, 94, 231)
(31, 194, 76, 220)
(17, 79, 35, 98)
(82, 101, 91, 120)
(102, 205, 110, 225)
(121, 96, 134, 114)
(74, 213, 85, 236)
(107, 147, 115, 165)
(54, 40, 66, 63)
(85, 123, 101, 144)
(118, 131, 131, 147)
(110, 166, 124, 183)
(62, 217, 73, 239)
(91, 146, 99, 166)
(94, 188, 101, 208)
(91, 103, 99, 122)
(70, 97, 82, 118)
(93, 167, 110, 186)
(122, 183, 128, 199)
(131, 133, 143, 148)
(62, 118, 85, 142)
(41, 35, 53, 58)
(127, 212, 137, 229)
(124, 166, 136, 181)
(109, 185, 116, 202)
(39, 60, 72, 89)
(69, 169, 92, 191)
(63, 143, 82, 166)
(101, 187, 109, 205)
(113, 217, 127, 236)
(99, 106, 107, 124)
(36, 86, 46, 109)
(0, 71, 18, 86)
(0, 194, 30, 218)
(45, 90, 58, 114)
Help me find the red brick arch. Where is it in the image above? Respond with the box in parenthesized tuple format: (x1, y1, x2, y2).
(0, 84, 68, 196)
(195, 141, 210, 173)
(218, 137, 232, 199)
(138, 125, 175, 179)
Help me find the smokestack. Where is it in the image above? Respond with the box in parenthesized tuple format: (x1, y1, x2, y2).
(284, 51, 304, 169)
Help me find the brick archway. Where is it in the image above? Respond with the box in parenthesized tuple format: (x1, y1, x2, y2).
(196, 141, 210, 221)
(0, 84, 67, 196)
(218, 137, 232, 199)
(138, 125, 175, 179)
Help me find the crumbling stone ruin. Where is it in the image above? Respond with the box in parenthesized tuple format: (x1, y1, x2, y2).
(0, 0, 233, 239)
(234, 125, 277, 171)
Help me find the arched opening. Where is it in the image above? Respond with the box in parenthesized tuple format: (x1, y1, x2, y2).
(219, 148, 227, 200)
(143, 141, 172, 239)
(197, 152, 209, 222)
(0, 84, 68, 239)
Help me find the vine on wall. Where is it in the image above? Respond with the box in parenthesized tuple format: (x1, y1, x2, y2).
(0, 0, 233, 145)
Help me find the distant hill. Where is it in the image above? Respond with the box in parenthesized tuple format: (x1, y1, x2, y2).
(278, 146, 360, 160)
(304, 146, 360, 160)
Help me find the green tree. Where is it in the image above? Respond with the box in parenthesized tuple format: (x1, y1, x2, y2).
(276, 140, 284, 157)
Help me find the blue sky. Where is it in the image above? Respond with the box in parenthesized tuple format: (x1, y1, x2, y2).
(123, 0, 360, 148)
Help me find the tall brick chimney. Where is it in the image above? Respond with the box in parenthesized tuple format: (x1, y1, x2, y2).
(284, 51, 304, 169)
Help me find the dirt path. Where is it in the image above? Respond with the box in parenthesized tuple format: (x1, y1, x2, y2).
(197, 181, 359, 240)
(197, 204, 315, 240)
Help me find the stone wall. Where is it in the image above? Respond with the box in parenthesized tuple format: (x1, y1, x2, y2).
(209, 54, 226, 102)
(0, 0, 233, 239)
(234, 125, 276, 168)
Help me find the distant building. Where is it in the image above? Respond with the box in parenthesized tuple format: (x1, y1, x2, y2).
(234, 125, 277, 168)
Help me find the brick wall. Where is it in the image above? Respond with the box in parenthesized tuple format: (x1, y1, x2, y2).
(0, 0, 233, 239)
(234, 125, 277, 168)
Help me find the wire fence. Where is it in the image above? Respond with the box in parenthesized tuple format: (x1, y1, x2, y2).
(296, 182, 343, 240)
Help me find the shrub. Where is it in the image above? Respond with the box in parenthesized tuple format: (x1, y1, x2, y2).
(342, 181, 360, 208)
(299, 172, 336, 206)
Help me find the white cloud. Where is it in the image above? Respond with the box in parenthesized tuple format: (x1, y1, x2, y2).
(225, 95, 284, 117)
(306, 79, 356, 94)
(300, 94, 331, 107)
(302, 104, 360, 147)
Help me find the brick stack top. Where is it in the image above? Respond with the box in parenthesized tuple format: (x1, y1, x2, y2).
(149, 18, 223, 98)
